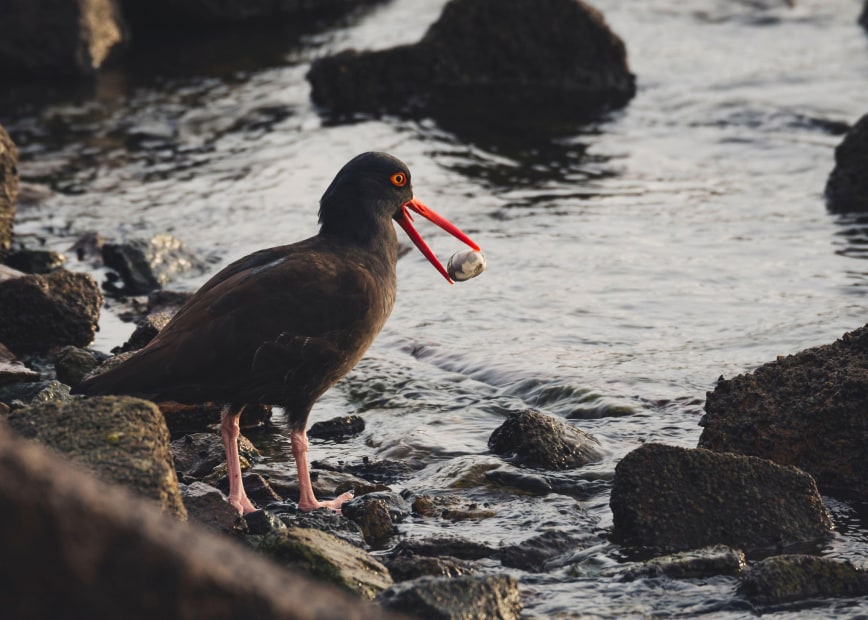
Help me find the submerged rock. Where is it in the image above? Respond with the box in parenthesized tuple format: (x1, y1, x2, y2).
(488, 409, 603, 470)
(102, 234, 207, 296)
(0, 269, 102, 355)
(252, 527, 393, 599)
(0, 125, 17, 258)
(500, 530, 586, 572)
(308, 0, 635, 125)
(610, 443, 833, 553)
(825, 115, 868, 212)
(739, 555, 868, 605)
(392, 536, 497, 562)
(6, 395, 186, 518)
(308, 414, 365, 439)
(378, 574, 522, 620)
(700, 324, 868, 499)
(621, 545, 746, 581)
(0, 0, 127, 79)
(384, 554, 477, 582)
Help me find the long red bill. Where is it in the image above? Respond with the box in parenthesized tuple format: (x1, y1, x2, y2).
(395, 197, 480, 284)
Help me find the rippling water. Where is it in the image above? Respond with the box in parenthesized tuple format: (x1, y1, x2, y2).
(3, 0, 868, 616)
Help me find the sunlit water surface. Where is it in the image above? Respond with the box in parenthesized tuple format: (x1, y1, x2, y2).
(3, 0, 868, 616)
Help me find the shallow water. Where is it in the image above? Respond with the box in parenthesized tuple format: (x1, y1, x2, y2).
(3, 0, 868, 616)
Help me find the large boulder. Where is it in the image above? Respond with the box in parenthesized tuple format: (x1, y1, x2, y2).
(6, 395, 186, 518)
(0, 125, 18, 259)
(0, 0, 127, 79)
(825, 114, 868, 213)
(699, 324, 868, 499)
(610, 444, 833, 553)
(0, 269, 102, 355)
(308, 0, 635, 125)
(0, 423, 399, 619)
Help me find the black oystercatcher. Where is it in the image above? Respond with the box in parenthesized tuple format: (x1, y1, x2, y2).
(74, 152, 479, 514)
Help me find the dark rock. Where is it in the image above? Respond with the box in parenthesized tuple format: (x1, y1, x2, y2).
(342, 496, 396, 545)
(6, 395, 186, 518)
(181, 481, 246, 535)
(171, 431, 259, 479)
(488, 409, 603, 470)
(278, 507, 367, 549)
(244, 508, 287, 536)
(308, 414, 365, 439)
(739, 555, 868, 605)
(0, 125, 18, 258)
(484, 468, 554, 496)
(4, 249, 65, 274)
(314, 456, 423, 485)
(252, 527, 393, 599)
(0, 0, 127, 79)
(699, 324, 868, 499)
(378, 574, 522, 620)
(0, 269, 102, 355)
(102, 234, 207, 296)
(392, 536, 497, 561)
(610, 443, 833, 553)
(54, 345, 99, 387)
(71, 231, 106, 265)
(0, 423, 398, 619)
(0, 342, 39, 386)
(308, 0, 635, 125)
(112, 311, 173, 353)
(500, 530, 585, 572)
(409, 494, 497, 521)
(384, 554, 477, 582)
(0, 379, 72, 407)
(826, 115, 868, 212)
(621, 545, 746, 581)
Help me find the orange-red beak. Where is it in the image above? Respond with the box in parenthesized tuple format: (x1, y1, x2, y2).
(395, 198, 480, 284)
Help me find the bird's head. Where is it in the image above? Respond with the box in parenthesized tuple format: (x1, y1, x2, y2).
(319, 152, 479, 283)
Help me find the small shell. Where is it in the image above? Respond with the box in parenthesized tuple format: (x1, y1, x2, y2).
(447, 249, 486, 282)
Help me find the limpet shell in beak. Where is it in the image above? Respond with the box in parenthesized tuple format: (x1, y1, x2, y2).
(447, 249, 486, 282)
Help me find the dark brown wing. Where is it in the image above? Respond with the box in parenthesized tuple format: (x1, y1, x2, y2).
(76, 237, 396, 413)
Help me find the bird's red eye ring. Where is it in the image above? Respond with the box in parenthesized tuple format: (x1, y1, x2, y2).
(390, 172, 407, 187)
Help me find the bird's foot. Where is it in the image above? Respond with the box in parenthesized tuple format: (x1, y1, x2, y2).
(299, 490, 354, 513)
(228, 495, 257, 515)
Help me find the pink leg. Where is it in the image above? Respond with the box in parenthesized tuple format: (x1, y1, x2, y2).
(220, 405, 257, 515)
(290, 428, 353, 512)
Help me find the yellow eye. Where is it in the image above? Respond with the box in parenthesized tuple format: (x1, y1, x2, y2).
(390, 172, 407, 187)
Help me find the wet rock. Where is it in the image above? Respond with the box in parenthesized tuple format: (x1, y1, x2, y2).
(277, 506, 367, 549)
(308, 414, 365, 439)
(171, 432, 259, 479)
(181, 481, 246, 535)
(0, 342, 39, 386)
(0, 0, 127, 79)
(392, 536, 497, 562)
(0, 379, 72, 408)
(500, 530, 585, 572)
(488, 409, 603, 470)
(6, 395, 186, 518)
(0, 269, 102, 355)
(410, 493, 497, 521)
(378, 574, 522, 620)
(112, 311, 173, 353)
(5, 248, 65, 274)
(314, 456, 423, 485)
(252, 527, 393, 599)
(0, 424, 396, 620)
(54, 345, 99, 387)
(621, 545, 746, 581)
(102, 234, 207, 295)
(308, 0, 635, 126)
(385, 554, 477, 582)
(484, 468, 554, 496)
(0, 125, 18, 258)
(739, 555, 868, 605)
(71, 231, 106, 265)
(826, 114, 868, 212)
(699, 324, 868, 499)
(341, 493, 407, 545)
(610, 444, 833, 553)
(243, 508, 287, 535)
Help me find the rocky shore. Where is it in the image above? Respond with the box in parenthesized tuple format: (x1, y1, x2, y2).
(2, 1, 868, 617)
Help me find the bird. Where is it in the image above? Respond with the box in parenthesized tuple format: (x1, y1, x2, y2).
(74, 152, 479, 515)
